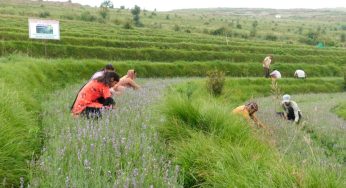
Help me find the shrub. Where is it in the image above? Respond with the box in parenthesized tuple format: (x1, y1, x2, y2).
(39, 11, 50, 18)
(206, 70, 225, 96)
(80, 11, 97, 22)
(173, 24, 180, 32)
(265, 34, 278, 41)
(123, 22, 132, 29)
(212, 27, 227, 35)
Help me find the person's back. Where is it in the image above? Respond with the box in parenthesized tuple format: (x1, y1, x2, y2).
(270, 70, 281, 79)
(71, 72, 120, 118)
(262, 56, 272, 68)
(281, 94, 302, 124)
(294, 70, 306, 79)
(233, 105, 251, 120)
(232, 102, 266, 128)
(113, 69, 140, 95)
(262, 55, 273, 78)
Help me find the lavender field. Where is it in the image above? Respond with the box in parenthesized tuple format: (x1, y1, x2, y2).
(256, 93, 345, 176)
(29, 79, 183, 187)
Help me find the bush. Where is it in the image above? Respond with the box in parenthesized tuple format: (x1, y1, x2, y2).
(265, 34, 278, 41)
(39, 11, 50, 18)
(80, 11, 97, 22)
(211, 27, 227, 35)
(206, 70, 225, 96)
(123, 22, 132, 29)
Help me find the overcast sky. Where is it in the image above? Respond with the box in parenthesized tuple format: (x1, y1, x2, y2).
(50, 0, 346, 11)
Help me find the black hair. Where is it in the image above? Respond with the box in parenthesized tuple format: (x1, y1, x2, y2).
(105, 64, 114, 71)
(95, 71, 120, 86)
(246, 102, 258, 115)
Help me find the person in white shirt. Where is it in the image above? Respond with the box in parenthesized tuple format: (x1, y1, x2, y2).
(262, 55, 273, 78)
(270, 69, 281, 79)
(294, 69, 306, 79)
(280, 94, 302, 124)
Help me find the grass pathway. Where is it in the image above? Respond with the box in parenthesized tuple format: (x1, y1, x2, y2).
(255, 93, 345, 172)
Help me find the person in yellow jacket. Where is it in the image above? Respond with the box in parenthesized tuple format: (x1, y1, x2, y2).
(232, 102, 266, 128)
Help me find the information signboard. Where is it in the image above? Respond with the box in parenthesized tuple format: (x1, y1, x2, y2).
(28, 19, 60, 40)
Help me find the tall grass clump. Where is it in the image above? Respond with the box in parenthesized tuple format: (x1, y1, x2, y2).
(333, 103, 346, 120)
(206, 70, 225, 96)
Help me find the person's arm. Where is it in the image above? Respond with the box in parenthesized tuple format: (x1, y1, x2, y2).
(127, 79, 141, 90)
(282, 103, 288, 119)
(292, 103, 300, 123)
(250, 114, 266, 128)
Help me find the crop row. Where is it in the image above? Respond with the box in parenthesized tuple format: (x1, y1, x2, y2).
(1, 31, 345, 57)
(0, 16, 327, 49)
(1, 41, 346, 65)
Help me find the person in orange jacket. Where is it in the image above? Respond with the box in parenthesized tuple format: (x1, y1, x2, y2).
(232, 102, 266, 128)
(71, 71, 120, 119)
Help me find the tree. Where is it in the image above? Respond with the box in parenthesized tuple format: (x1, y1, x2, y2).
(99, 7, 109, 19)
(250, 20, 258, 37)
(99, 1, 112, 20)
(252, 20, 258, 28)
(131, 5, 142, 26)
(100, 0, 113, 8)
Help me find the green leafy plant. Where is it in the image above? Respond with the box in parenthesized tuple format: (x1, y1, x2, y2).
(206, 70, 225, 96)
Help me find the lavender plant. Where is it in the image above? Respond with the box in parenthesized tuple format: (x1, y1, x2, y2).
(29, 79, 183, 187)
(256, 93, 346, 186)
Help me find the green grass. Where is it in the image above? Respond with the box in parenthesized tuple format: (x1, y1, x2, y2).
(0, 55, 116, 186)
(333, 103, 346, 120)
(159, 85, 345, 187)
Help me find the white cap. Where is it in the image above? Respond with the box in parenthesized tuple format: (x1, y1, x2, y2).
(282, 94, 291, 103)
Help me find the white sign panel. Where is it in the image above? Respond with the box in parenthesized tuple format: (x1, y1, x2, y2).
(28, 19, 60, 40)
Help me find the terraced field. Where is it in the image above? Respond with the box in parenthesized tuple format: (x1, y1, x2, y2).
(0, 0, 345, 187)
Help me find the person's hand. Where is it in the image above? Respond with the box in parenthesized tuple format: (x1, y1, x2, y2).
(71, 113, 79, 118)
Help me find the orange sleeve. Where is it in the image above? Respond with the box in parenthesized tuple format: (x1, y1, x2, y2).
(102, 86, 112, 98)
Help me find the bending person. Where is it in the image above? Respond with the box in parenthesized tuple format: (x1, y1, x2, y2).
(294, 69, 306, 79)
(232, 102, 266, 128)
(112, 69, 140, 95)
(71, 71, 120, 119)
(270, 69, 281, 79)
(280, 94, 302, 124)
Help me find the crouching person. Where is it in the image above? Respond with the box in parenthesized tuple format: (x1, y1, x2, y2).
(280, 94, 302, 124)
(71, 71, 120, 119)
(233, 102, 266, 128)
